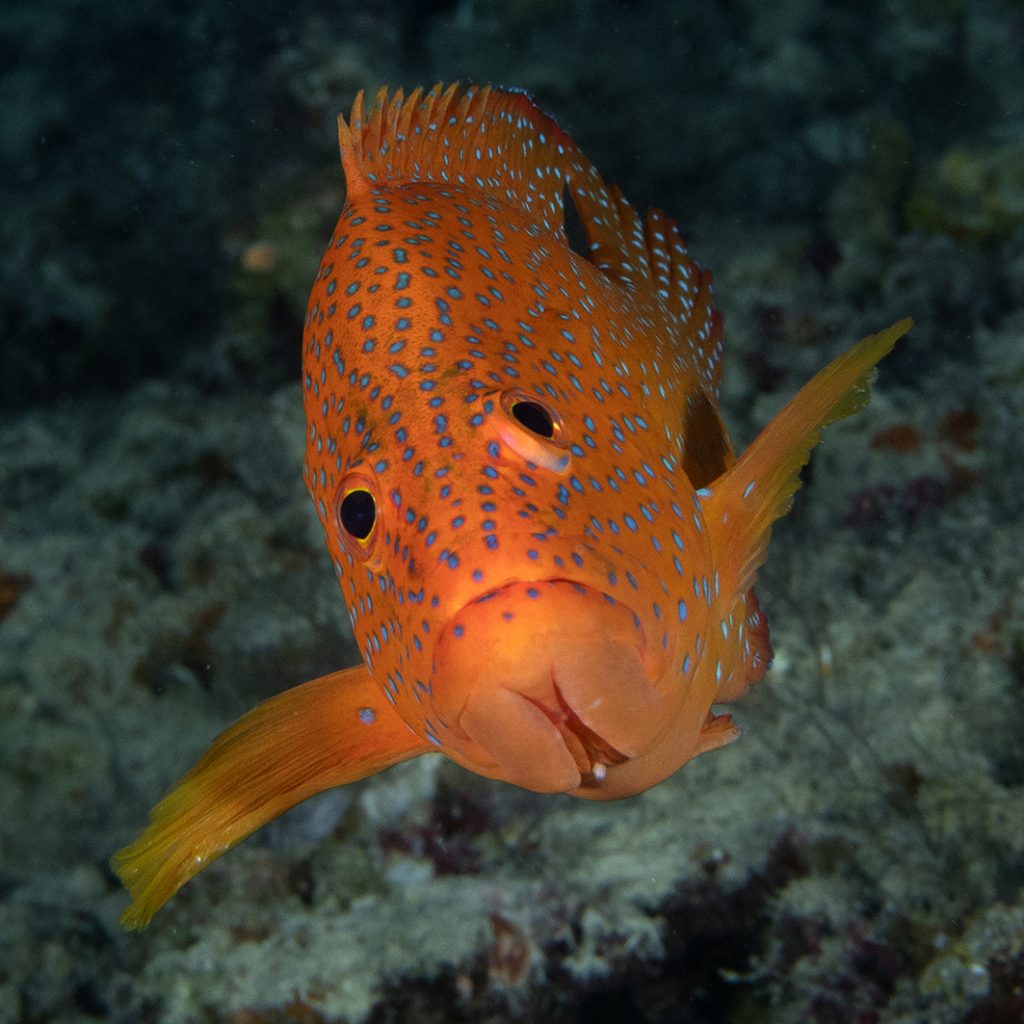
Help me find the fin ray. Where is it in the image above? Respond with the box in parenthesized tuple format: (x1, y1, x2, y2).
(112, 666, 429, 928)
(704, 318, 913, 597)
(693, 712, 742, 757)
(337, 84, 721, 382)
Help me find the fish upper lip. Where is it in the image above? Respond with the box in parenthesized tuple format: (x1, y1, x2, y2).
(465, 574, 580, 604)
(458, 574, 655, 669)
(465, 574, 635, 615)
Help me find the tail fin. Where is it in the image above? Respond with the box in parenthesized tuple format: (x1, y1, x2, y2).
(703, 318, 912, 598)
(112, 666, 429, 928)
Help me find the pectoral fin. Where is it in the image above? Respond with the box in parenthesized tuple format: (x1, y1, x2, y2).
(112, 665, 429, 929)
(704, 318, 912, 598)
(693, 712, 742, 757)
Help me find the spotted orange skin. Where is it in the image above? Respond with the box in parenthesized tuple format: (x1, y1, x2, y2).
(301, 86, 765, 796)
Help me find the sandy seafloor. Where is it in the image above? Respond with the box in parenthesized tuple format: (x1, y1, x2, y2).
(2, 1, 1023, 1021)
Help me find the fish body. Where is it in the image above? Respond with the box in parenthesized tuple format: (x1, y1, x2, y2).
(113, 84, 911, 926)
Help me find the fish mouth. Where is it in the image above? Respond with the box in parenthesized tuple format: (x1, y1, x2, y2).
(528, 676, 630, 785)
(432, 578, 673, 793)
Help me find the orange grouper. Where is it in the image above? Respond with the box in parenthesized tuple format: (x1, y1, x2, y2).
(113, 83, 911, 926)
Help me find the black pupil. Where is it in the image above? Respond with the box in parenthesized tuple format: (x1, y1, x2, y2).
(340, 489, 376, 540)
(511, 401, 555, 438)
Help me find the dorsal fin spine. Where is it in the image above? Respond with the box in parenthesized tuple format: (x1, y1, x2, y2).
(336, 82, 723, 383)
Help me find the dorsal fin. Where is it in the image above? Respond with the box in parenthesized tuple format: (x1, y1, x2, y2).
(339, 83, 577, 236)
(641, 206, 724, 395)
(338, 83, 722, 389)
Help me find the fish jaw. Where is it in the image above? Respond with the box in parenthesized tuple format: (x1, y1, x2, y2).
(429, 579, 675, 793)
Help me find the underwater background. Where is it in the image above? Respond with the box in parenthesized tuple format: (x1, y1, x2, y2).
(1, 0, 1023, 1021)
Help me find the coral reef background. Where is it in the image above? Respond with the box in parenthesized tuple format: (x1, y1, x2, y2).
(1, 0, 1022, 1021)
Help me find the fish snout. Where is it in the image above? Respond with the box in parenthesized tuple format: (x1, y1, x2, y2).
(432, 579, 674, 793)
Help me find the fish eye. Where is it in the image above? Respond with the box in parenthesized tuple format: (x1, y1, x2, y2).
(510, 400, 555, 439)
(339, 488, 376, 540)
(497, 390, 570, 472)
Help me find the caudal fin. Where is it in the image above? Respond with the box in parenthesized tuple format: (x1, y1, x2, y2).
(112, 666, 429, 928)
(704, 318, 912, 599)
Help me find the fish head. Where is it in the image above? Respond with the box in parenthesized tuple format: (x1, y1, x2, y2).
(304, 182, 715, 796)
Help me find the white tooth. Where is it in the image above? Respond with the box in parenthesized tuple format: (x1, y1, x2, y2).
(593, 762, 607, 782)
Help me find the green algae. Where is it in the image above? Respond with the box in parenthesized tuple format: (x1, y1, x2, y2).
(908, 144, 1024, 245)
